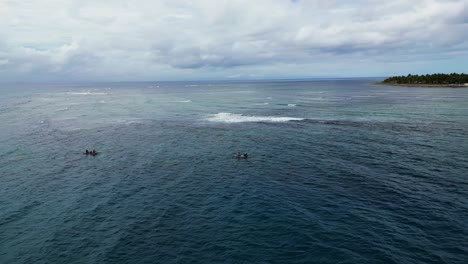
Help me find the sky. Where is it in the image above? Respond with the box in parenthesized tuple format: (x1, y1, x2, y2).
(0, 0, 467, 82)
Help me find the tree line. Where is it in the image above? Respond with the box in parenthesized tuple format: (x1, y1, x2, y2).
(382, 73, 468, 85)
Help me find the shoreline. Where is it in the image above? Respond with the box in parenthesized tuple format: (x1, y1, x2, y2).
(375, 82, 468, 88)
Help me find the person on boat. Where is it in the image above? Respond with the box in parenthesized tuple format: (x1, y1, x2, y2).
(92, 149, 97, 155)
(85, 149, 89, 155)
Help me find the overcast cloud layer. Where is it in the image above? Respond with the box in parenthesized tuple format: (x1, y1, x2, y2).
(0, 0, 467, 81)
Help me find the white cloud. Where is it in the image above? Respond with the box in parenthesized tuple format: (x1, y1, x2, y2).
(0, 0, 467, 81)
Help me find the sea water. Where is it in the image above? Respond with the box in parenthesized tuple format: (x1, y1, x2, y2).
(0, 80, 467, 263)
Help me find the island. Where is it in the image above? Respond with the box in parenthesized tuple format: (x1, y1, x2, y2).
(377, 73, 468, 87)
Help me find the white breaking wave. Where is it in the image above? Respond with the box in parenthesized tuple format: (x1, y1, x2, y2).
(207, 112, 304, 123)
(172, 99, 192, 103)
(118, 120, 142, 125)
(287, 104, 297, 107)
(67, 92, 107, 95)
(56, 107, 69, 111)
(307, 97, 324, 101)
(254, 102, 269, 105)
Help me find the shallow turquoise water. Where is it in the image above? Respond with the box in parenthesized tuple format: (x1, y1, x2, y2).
(0, 80, 467, 263)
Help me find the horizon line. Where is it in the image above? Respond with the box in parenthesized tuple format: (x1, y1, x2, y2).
(0, 76, 387, 85)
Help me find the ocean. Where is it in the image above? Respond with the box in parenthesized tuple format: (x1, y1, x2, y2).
(0, 79, 467, 263)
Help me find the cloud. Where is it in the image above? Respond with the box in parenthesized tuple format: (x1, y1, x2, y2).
(0, 0, 467, 81)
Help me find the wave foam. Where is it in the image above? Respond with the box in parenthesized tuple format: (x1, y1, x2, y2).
(67, 92, 107, 96)
(56, 107, 69, 111)
(207, 113, 304, 123)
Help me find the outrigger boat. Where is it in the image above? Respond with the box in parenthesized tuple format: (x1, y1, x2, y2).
(234, 152, 248, 159)
(84, 150, 98, 156)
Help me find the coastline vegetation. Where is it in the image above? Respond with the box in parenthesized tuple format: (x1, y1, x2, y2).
(378, 73, 468, 87)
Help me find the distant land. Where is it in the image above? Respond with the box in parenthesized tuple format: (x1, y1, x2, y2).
(377, 73, 468, 87)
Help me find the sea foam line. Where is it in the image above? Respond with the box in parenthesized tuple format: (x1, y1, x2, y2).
(206, 112, 304, 123)
(56, 107, 69, 111)
(67, 92, 107, 95)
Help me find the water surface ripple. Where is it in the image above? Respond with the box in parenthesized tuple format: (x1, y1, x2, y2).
(0, 80, 467, 263)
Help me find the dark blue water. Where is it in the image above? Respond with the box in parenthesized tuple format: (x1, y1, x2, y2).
(1, 80, 467, 263)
